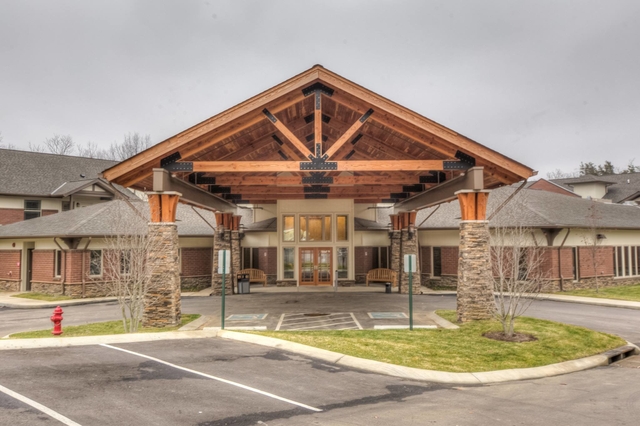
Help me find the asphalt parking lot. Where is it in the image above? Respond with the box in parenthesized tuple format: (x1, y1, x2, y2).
(0, 338, 443, 426)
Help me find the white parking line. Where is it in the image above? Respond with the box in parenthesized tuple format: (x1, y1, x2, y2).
(275, 313, 285, 331)
(285, 320, 357, 331)
(100, 343, 321, 412)
(0, 383, 82, 426)
(350, 313, 363, 330)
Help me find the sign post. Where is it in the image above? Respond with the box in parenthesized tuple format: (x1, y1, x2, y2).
(218, 249, 231, 330)
(404, 254, 417, 331)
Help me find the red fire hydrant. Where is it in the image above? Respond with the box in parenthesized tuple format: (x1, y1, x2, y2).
(51, 306, 63, 336)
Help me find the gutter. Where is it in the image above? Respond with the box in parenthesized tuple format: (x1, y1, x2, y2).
(557, 229, 571, 292)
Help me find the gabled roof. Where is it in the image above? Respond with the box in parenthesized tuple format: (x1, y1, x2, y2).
(417, 186, 640, 230)
(0, 149, 119, 197)
(0, 200, 217, 239)
(103, 65, 534, 206)
(552, 172, 640, 204)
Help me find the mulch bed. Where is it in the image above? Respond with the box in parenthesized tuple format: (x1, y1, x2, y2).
(483, 331, 538, 343)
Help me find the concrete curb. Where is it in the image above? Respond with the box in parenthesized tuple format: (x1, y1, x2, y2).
(217, 330, 640, 385)
(0, 297, 119, 309)
(0, 329, 220, 350)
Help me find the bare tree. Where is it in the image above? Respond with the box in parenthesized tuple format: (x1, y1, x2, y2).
(101, 202, 162, 332)
(581, 203, 605, 293)
(490, 200, 547, 338)
(76, 141, 103, 159)
(0, 132, 17, 149)
(28, 141, 46, 152)
(546, 168, 580, 179)
(105, 133, 152, 160)
(44, 134, 75, 155)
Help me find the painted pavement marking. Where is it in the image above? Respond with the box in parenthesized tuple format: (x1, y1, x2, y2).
(367, 312, 408, 319)
(226, 313, 268, 321)
(0, 383, 82, 426)
(278, 313, 359, 331)
(100, 343, 321, 412)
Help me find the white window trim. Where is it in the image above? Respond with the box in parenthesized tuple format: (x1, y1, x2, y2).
(89, 250, 103, 277)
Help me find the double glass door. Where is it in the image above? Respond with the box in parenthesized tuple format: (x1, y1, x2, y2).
(299, 248, 332, 285)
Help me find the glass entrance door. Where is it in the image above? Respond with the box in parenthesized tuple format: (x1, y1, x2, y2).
(299, 248, 333, 285)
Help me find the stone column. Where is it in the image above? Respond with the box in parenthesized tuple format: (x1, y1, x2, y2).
(399, 228, 421, 294)
(456, 190, 493, 322)
(230, 229, 241, 291)
(389, 230, 401, 286)
(212, 229, 233, 295)
(143, 222, 181, 327)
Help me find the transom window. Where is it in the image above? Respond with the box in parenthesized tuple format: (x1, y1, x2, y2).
(299, 215, 331, 242)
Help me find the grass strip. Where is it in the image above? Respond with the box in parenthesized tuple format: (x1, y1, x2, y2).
(254, 310, 625, 373)
(558, 284, 640, 302)
(9, 314, 201, 339)
(11, 292, 74, 302)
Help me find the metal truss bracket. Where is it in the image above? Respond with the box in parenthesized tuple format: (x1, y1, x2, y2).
(390, 192, 409, 199)
(359, 109, 374, 122)
(305, 193, 328, 199)
(455, 150, 476, 167)
(302, 82, 334, 97)
(420, 172, 446, 184)
(302, 173, 333, 184)
(160, 151, 181, 168)
(303, 185, 330, 193)
(443, 161, 470, 170)
(403, 184, 424, 193)
(208, 186, 231, 194)
(189, 173, 216, 185)
(164, 162, 193, 172)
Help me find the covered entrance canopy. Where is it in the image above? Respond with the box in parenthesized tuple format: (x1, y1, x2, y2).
(103, 65, 533, 211)
(103, 65, 535, 325)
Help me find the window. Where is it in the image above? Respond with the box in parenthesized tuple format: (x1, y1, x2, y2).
(54, 250, 62, 277)
(371, 247, 389, 269)
(62, 201, 71, 212)
(89, 250, 102, 276)
(432, 247, 442, 277)
(283, 215, 295, 242)
(614, 246, 640, 278)
(337, 215, 348, 241)
(283, 247, 294, 279)
(24, 200, 41, 220)
(572, 247, 579, 281)
(300, 215, 331, 242)
(242, 247, 260, 269)
(337, 247, 348, 279)
(120, 251, 131, 275)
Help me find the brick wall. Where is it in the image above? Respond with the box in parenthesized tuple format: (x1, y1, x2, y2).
(441, 247, 459, 275)
(0, 250, 21, 280)
(181, 248, 212, 276)
(355, 247, 375, 275)
(257, 247, 277, 275)
(578, 246, 614, 278)
(31, 250, 55, 282)
(421, 246, 431, 275)
(42, 209, 58, 216)
(0, 208, 24, 225)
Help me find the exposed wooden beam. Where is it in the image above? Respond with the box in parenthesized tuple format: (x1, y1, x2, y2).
(185, 160, 459, 173)
(211, 174, 428, 186)
(395, 167, 485, 212)
(225, 185, 404, 194)
(263, 108, 313, 159)
(324, 109, 373, 159)
(233, 193, 394, 200)
(314, 91, 323, 156)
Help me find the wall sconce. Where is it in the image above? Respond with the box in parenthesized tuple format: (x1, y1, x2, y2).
(239, 224, 246, 240)
(387, 222, 393, 237)
(596, 233, 607, 240)
(216, 225, 226, 238)
(407, 223, 416, 238)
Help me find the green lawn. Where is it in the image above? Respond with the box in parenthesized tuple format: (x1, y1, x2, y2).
(254, 310, 625, 373)
(559, 284, 640, 302)
(11, 292, 73, 302)
(9, 314, 201, 339)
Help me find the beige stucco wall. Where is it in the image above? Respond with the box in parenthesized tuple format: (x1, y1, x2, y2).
(242, 232, 277, 247)
(253, 204, 277, 222)
(570, 182, 608, 200)
(354, 231, 390, 247)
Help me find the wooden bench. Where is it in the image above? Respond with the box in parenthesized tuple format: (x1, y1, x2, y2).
(366, 268, 397, 287)
(238, 268, 267, 287)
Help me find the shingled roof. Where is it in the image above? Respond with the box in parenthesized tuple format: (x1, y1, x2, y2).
(0, 148, 121, 196)
(0, 199, 217, 239)
(551, 172, 640, 204)
(417, 186, 640, 230)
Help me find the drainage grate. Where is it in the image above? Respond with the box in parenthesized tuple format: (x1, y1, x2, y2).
(277, 313, 362, 331)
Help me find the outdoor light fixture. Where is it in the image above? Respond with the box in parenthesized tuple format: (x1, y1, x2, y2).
(597, 233, 607, 240)
(387, 222, 393, 237)
(216, 225, 226, 238)
(407, 223, 416, 238)
(238, 224, 246, 240)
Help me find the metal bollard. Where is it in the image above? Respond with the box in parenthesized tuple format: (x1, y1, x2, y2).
(50, 306, 63, 336)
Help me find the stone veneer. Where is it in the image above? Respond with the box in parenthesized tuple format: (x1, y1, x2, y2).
(0, 279, 20, 292)
(181, 276, 211, 292)
(389, 230, 401, 291)
(425, 275, 458, 290)
(142, 223, 181, 328)
(399, 229, 421, 294)
(456, 221, 494, 322)
(31, 282, 64, 295)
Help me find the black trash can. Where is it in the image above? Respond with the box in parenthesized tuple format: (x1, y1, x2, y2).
(385, 283, 392, 293)
(237, 273, 250, 294)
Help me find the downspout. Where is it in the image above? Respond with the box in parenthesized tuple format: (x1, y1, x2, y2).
(53, 237, 67, 295)
(557, 229, 571, 292)
(81, 238, 92, 298)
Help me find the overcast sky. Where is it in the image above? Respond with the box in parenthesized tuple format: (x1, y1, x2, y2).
(1, 1, 639, 178)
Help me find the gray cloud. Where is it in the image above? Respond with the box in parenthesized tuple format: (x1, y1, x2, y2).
(1, 0, 639, 177)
